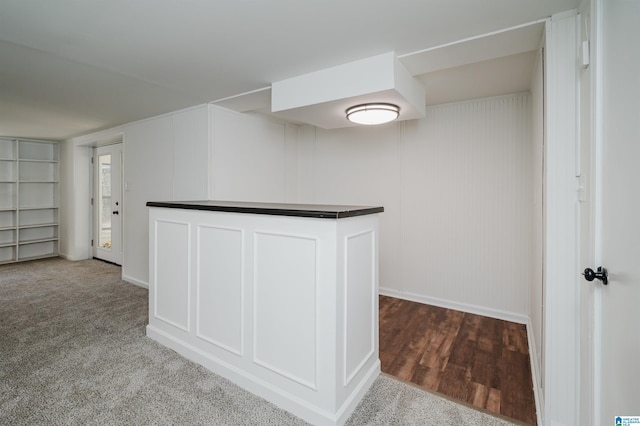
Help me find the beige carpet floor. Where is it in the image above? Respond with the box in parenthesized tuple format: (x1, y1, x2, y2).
(0, 258, 520, 425)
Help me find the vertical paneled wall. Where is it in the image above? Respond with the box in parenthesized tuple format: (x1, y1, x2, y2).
(122, 105, 209, 286)
(298, 93, 534, 319)
(296, 124, 403, 301)
(400, 94, 533, 318)
(209, 106, 298, 202)
(66, 96, 536, 320)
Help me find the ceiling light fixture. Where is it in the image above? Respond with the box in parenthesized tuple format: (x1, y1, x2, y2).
(346, 103, 400, 125)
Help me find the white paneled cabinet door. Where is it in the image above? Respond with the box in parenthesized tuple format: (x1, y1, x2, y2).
(93, 144, 122, 265)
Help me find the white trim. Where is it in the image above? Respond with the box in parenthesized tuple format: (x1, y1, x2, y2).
(251, 231, 319, 391)
(397, 18, 549, 59)
(64, 103, 208, 145)
(146, 324, 379, 426)
(209, 86, 271, 105)
(195, 225, 245, 357)
(58, 251, 90, 261)
(343, 229, 376, 387)
(65, 127, 124, 146)
(543, 11, 580, 426)
(122, 274, 148, 289)
(526, 317, 545, 426)
(378, 287, 529, 325)
(591, 0, 604, 423)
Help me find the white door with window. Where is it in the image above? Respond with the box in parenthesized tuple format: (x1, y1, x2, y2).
(93, 144, 122, 265)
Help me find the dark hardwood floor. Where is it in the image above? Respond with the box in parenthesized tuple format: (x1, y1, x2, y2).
(379, 295, 537, 425)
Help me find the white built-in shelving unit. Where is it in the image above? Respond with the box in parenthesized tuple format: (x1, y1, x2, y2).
(0, 137, 59, 264)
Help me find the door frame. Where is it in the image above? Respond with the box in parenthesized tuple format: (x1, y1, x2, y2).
(91, 143, 123, 265)
(542, 10, 581, 426)
(576, 0, 602, 426)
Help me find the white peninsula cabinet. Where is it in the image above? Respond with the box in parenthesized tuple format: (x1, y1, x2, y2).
(147, 200, 384, 426)
(0, 138, 59, 264)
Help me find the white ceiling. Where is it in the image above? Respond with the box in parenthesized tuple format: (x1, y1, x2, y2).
(0, 0, 578, 140)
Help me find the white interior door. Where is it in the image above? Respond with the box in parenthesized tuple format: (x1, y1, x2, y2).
(93, 144, 122, 265)
(578, 3, 596, 423)
(596, 0, 640, 423)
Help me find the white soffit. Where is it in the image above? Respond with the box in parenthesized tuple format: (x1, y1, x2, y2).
(212, 87, 272, 113)
(399, 20, 546, 76)
(420, 50, 538, 106)
(271, 52, 425, 129)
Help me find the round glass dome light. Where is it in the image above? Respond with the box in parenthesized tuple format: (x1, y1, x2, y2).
(346, 103, 400, 125)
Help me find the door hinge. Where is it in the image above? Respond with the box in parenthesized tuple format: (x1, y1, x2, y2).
(577, 175, 587, 203)
(91, 198, 94, 206)
(91, 239, 94, 247)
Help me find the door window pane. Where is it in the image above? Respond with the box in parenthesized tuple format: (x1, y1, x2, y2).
(98, 154, 111, 249)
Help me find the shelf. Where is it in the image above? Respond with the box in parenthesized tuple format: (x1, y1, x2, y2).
(0, 139, 16, 163)
(19, 181, 58, 184)
(18, 206, 59, 211)
(0, 245, 16, 263)
(2, 140, 59, 263)
(17, 159, 58, 164)
(18, 223, 58, 229)
(18, 237, 59, 245)
(18, 141, 58, 162)
(0, 226, 16, 248)
(16, 253, 59, 263)
(17, 240, 58, 261)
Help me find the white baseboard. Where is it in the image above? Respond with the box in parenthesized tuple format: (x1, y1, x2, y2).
(525, 317, 544, 426)
(379, 287, 529, 324)
(58, 252, 91, 261)
(147, 325, 376, 426)
(122, 274, 149, 289)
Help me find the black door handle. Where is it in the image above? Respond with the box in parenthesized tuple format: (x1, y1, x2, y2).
(583, 266, 608, 285)
(112, 211, 119, 215)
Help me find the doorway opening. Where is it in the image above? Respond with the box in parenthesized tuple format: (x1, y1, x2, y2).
(92, 143, 122, 265)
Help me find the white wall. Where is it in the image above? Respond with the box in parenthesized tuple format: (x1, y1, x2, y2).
(63, 97, 535, 320)
(122, 105, 209, 286)
(296, 124, 403, 301)
(172, 107, 209, 200)
(59, 131, 113, 261)
(297, 94, 534, 320)
(59, 142, 92, 260)
(209, 106, 298, 202)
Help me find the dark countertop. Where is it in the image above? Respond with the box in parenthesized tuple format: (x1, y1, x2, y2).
(146, 200, 384, 219)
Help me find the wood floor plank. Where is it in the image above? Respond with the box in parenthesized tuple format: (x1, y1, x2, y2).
(470, 348, 500, 390)
(437, 363, 471, 402)
(379, 295, 537, 425)
(487, 387, 502, 413)
(470, 382, 489, 407)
